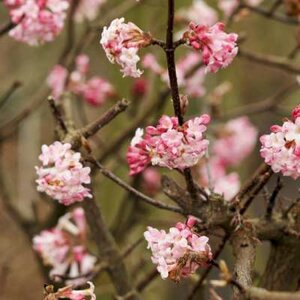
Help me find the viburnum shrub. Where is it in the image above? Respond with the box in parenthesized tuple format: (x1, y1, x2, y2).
(2, 0, 300, 299)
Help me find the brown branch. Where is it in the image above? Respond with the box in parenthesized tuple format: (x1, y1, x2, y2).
(82, 195, 139, 300)
(241, 3, 299, 25)
(0, 21, 14, 37)
(265, 176, 283, 219)
(239, 49, 300, 74)
(136, 268, 158, 292)
(247, 287, 300, 300)
(47, 96, 68, 133)
(81, 99, 129, 139)
(0, 81, 22, 111)
(88, 157, 184, 214)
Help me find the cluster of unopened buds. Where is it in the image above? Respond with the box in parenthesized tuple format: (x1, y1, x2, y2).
(183, 22, 238, 73)
(127, 114, 210, 175)
(144, 216, 212, 281)
(47, 54, 115, 106)
(260, 105, 300, 179)
(44, 281, 96, 300)
(199, 116, 258, 201)
(100, 18, 153, 77)
(34, 208, 97, 286)
(35, 142, 92, 205)
(4, 0, 69, 45)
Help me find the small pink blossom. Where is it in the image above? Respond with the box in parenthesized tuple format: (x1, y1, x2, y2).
(184, 22, 238, 73)
(144, 217, 212, 281)
(33, 208, 97, 285)
(212, 116, 258, 167)
(260, 109, 300, 179)
(5, 0, 69, 46)
(100, 18, 152, 77)
(127, 115, 210, 175)
(141, 167, 161, 195)
(35, 142, 92, 205)
(177, 0, 218, 26)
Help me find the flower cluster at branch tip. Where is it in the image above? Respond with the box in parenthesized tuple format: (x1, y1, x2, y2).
(35, 142, 92, 205)
(184, 22, 238, 73)
(44, 281, 96, 300)
(127, 114, 210, 175)
(176, 0, 217, 26)
(218, 0, 263, 17)
(33, 208, 97, 285)
(100, 18, 152, 77)
(74, 0, 106, 23)
(212, 116, 258, 167)
(260, 105, 300, 179)
(144, 216, 212, 281)
(4, 0, 69, 45)
(47, 54, 115, 106)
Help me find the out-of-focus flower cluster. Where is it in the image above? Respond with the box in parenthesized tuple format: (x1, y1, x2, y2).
(199, 117, 258, 201)
(36, 142, 92, 205)
(176, 0, 218, 26)
(144, 216, 212, 281)
(34, 208, 97, 285)
(260, 105, 300, 179)
(100, 18, 152, 77)
(143, 52, 207, 99)
(218, 0, 264, 17)
(127, 114, 210, 175)
(44, 281, 96, 300)
(184, 22, 238, 73)
(4, 0, 69, 45)
(47, 54, 115, 106)
(74, 0, 106, 23)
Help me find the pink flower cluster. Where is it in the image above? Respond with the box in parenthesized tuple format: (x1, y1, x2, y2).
(74, 0, 106, 23)
(143, 52, 207, 98)
(4, 0, 69, 46)
(45, 281, 96, 299)
(199, 157, 240, 201)
(176, 0, 218, 26)
(144, 217, 212, 281)
(100, 18, 152, 77)
(218, 0, 263, 17)
(47, 54, 115, 106)
(184, 22, 238, 73)
(127, 114, 210, 175)
(35, 142, 92, 206)
(212, 116, 258, 167)
(260, 106, 300, 179)
(33, 208, 97, 285)
(198, 117, 257, 201)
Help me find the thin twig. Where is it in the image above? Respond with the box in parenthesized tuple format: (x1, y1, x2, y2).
(0, 81, 22, 111)
(81, 99, 129, 139)
(47, 96, 68, 133)
(88, 157, 184, 214)
(265, 176, 283, 219)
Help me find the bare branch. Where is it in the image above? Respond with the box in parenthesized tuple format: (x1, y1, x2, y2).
(81, 99, 130, 139)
